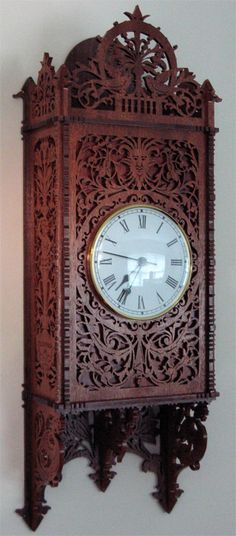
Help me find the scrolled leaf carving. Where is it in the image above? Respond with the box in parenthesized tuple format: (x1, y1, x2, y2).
(73, 133, 200, 398)
(31, 53, 56, 119)
(33, 136, 60, 398)
(16, 403, 64, 530)
(35, 410, 62, 485)
(67, 6, 216, 119)
(24, 7, 220, 125)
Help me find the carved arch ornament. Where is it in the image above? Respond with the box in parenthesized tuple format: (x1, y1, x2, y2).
(14, 5, 220, 531)
(66, 5, 220, 118)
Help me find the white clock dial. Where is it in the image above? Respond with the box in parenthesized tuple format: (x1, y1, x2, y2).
(90, 205, 192, 320)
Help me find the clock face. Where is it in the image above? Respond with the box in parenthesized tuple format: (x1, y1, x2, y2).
(90, 205, 192, 320)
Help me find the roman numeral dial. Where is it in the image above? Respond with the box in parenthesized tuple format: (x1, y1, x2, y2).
(171, 259, 183, 266)
(138, 295, 145, 310)
(103, 273, 116, 289)
(167, 238, 178, 247)
(138, 215, 146, 229)
(166, 275, 178, 289)
(119, 219, 129, 232)
(90, 205, 191, 320)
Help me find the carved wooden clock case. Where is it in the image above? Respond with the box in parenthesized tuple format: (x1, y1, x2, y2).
(15, 6, 220, 531)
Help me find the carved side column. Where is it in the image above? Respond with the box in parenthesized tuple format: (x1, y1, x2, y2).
(16, 400, 64, 530)
(156, 403, 208, 512)
(15, 57, 65, 530)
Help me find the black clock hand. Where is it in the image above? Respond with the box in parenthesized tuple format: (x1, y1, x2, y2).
(102, 251, 158, 266)
(103, 251, 140, 262)
(117, 266, 141, 305)
(115, 268, 137, 291)
(115, 273, 129, 291)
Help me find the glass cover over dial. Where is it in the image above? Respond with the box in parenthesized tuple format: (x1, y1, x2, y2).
(90, 205, 192, 319)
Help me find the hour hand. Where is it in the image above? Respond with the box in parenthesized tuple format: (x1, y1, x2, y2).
(115, 274, 129, 291)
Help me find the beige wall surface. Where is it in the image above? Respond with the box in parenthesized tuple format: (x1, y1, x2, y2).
(0, 1, 235, 535)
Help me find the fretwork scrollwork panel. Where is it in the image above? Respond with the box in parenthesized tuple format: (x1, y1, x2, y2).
(25, 129, 63, 402)
(15, 5, 219, 531)
(67, 6, 207, 120)
(67, 126, 206, 403)
(61, 403, 208, 512)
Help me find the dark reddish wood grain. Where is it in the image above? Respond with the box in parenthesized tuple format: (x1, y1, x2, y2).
(68, 124, 205, 404)
(14, 6, 220, 530)
(16, 400, 64, 530)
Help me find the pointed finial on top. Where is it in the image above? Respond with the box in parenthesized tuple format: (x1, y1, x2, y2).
(124, 5, 149, 22)
(41, 52, 53, 68)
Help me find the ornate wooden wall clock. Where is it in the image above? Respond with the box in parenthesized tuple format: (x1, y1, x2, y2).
(15, 5, 220, 530)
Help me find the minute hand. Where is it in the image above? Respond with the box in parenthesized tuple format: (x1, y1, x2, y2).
(102, 251, 158, 266)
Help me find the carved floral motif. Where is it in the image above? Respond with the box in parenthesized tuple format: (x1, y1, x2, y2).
(34, 408, 63, 484)
(74, 134, 200, 394)
(61, 403, 208, 513)
(92, 408, 140, 491)
(16, 403, 64, 530)
(155, 403, 208, 512)
(32, 53, 56, 118)
(33, 137, 59, 396)
(63, 412, 95, 465)
(69, 6, 215, 117)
